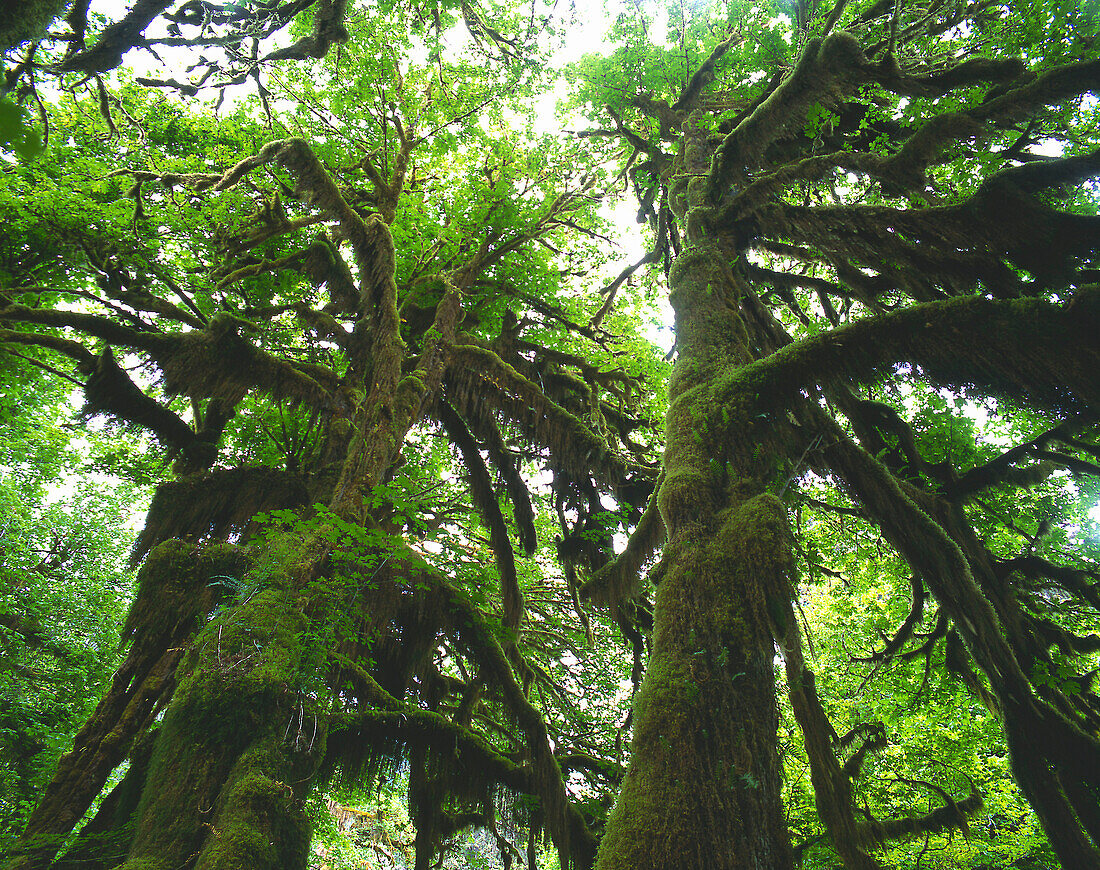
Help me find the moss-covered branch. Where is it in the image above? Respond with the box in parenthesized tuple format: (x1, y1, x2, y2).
(580, 473, 664, 608)
(810, 406, 1100, 867)
(213, 138, 396, 317)
(859, 785, 983, 846)
(709, 288, 1100, 439)
(0, 329, 97, 370)
(708, 33, 871, 191)
(0, 308, 338, 411)
(780, 613, 885, 869)
(55, 0, 173, 73)
(396, 553, 596, 868)
(461, 402, 537, 555)
(436, 398, 523, 631)
(946, 422, 1075, 498)
(448, 344, 641, 491)
(260, 0, 348, 63)
(878, 59, 1100, 194)
(0, 304, 172, 352)
(82, 347, 209, 466)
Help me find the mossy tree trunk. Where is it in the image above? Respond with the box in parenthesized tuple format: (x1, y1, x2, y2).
(15, 141, 461, 870)
(103, 229, 434, 869)
(9, 541, 251, 870)
(117, 587, 320, 870)
(597, 242, 796, 869)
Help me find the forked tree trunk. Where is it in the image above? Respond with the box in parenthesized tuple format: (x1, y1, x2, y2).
(5, 182, 444, 870)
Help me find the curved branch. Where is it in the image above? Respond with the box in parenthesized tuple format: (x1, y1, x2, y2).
(853, 575, 926, 663)
(580, 472, 665, 608)
(0, 303, 170, 351)
(260, 0, 348, 62)
(809, 405, 1100, 865)
(709, 33, 872, 190)
(672, 32, 739, 112)
(947, 422, 1074, 498)
(859, 783, 983, 846)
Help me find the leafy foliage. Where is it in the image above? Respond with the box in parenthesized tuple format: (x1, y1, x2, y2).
(0, 360, 138, 849)
(1, 0, 1100, 869)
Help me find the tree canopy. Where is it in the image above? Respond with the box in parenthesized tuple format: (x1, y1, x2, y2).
(1, 0, 1099, 868)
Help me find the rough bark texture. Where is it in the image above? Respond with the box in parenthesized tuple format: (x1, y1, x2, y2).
(597, 241, 795, 868)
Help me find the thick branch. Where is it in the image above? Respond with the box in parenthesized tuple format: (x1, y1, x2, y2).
(711, 288, 1100, 433)
(55, 0, 173, 74)
(580, 473, 665, 608)
(436, 398, 523, 631)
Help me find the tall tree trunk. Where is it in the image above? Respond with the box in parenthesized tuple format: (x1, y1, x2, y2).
(596, 246, 794, 869)
(26, 195, 445, 870)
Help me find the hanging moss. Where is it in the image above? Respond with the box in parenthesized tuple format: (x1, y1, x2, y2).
(462, 403, 538, 555)
(156, 314, 336, 410)
(445, 348, 646, 492)
(705, 286, 1100, 446)
(131, 467, 310, 564)
(83, 347, 203, 459)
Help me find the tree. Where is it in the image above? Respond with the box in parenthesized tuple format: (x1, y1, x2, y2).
(3, 4, 658, 867)
(2, 0, 1100, 869)
(573, 3, 1100, 866)
(0, 357, 138, 846)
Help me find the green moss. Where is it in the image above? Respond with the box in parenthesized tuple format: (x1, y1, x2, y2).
(0, 0, 66, 51)
(123, 539, 249, 655)
(666, 249, 753, 413)
(120, 561, 323, 870)
(195, 744, 312, 870)
(686, 176, 711, 208)
(597, 495, 795, 870)
(702, 288, 1100, 433)
(393, 372, 425, 423)
(656, 466, 711, 533)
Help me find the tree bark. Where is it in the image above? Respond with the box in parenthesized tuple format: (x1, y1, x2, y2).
(597, 245, 794, 869)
